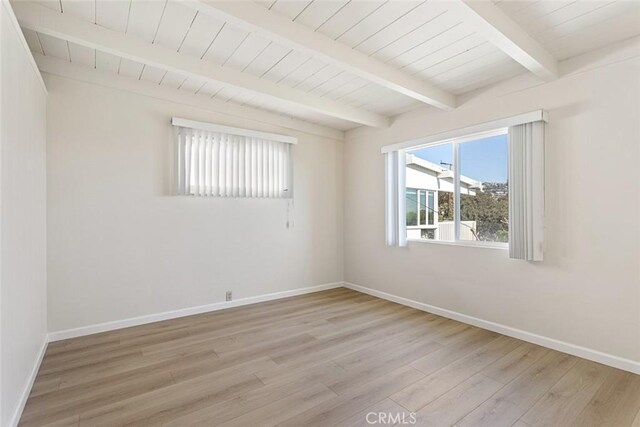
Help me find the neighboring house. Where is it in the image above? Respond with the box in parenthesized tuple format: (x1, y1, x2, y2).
(405, 154, 482, 240)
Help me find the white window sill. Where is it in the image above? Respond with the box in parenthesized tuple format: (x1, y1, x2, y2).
(406, 238, 508, 250)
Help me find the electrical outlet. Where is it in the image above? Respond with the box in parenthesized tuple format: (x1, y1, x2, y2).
(226, 291, 232, 301)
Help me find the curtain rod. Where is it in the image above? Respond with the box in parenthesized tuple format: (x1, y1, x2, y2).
(172, 117, 298, 145)
(381, 110, 548, 154)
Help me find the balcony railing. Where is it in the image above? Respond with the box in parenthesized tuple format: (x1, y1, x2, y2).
(407, 221, 477, 241)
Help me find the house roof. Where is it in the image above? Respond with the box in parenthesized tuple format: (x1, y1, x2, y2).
(406, 154, 483, 190)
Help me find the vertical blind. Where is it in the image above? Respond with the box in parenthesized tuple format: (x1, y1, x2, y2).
(508, 121, 545, 261)
(384, 150, 407, 247)
(175, 124, 293, 198)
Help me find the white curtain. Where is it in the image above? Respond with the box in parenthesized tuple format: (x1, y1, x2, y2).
(385, 150, 407, 247)
(508, 121, 545, 261)
(176, 127, 292, 198)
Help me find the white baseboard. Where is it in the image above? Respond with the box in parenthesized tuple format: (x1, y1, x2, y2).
(9, 336, 49, 427)
(48, 282, 343, 342)
(343, 282, 640, 375)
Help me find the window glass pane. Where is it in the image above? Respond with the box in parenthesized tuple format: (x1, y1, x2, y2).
(459, 133, 509, 242)
(406, 142, 454, 241)
(405, 189, 418, 226)
(427, 191, 435, 225)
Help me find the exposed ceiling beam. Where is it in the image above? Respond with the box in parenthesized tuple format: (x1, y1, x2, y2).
(35, 54, 345, 141)
(183, 0, 457, 111)
(13, 2, 388, 128)
(451, 0, 559, 80)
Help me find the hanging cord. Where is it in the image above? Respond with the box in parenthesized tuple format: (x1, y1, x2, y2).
(286, 195, 294, 229)
(285, 144, 294, 229)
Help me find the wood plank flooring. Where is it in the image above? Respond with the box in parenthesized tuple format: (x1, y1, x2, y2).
(21, 288, 640, 426)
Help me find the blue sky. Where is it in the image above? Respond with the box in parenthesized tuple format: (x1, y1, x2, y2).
(410, 134, 508, 183)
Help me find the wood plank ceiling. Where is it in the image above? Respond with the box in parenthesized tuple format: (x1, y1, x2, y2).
(17, 0, 640, 132)
(494, 0, 640, 60)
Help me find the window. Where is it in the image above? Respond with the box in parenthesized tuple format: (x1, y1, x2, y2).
(406, 188, 436, 239)
(383, 110, 546, 259)
(173, 118, 295, 198)
(404, 129, 509, 245)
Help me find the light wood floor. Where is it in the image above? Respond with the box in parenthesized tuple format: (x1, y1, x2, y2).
(21, 288, 640, 426)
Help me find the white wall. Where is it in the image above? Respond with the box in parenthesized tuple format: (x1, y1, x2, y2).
(0, 2, 48, 425)
(45, 74, 343, 333)
(344, 39, 640, 364)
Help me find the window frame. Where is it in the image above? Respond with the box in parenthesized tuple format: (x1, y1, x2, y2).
(405, 188, 437, 227)
(404, 128, 509, 250)
(406, 188, 438, 241)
